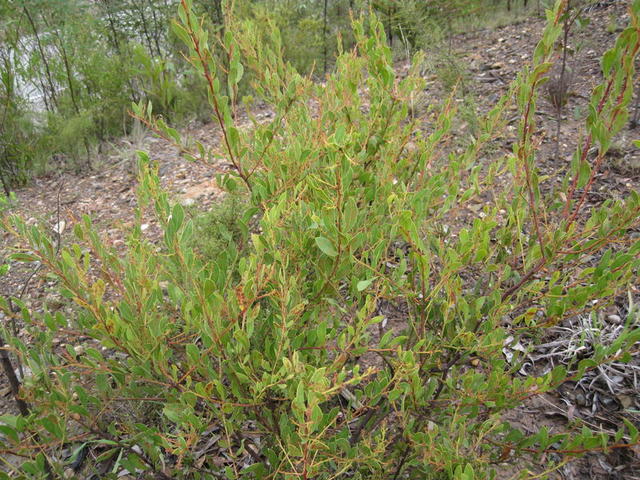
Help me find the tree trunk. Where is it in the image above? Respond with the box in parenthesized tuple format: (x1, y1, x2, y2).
(323, 0, 329, 75)
(48, 23, 92, 169)
(387, 4, 393, 47)
(100, 0, 122, 53)
(214, 0, 224, 28)
(147, 0, 163, 58)
(22, 7, 58, 109)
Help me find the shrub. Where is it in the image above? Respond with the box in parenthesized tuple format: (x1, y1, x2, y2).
(1, 1, 640, 479)
(189, 193, 251, 262)
(0, 51, 37, 189)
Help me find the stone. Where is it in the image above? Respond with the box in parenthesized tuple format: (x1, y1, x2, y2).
(607, 314, 622, 324)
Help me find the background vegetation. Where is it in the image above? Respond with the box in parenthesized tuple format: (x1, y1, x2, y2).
(0, 0, 539, 192)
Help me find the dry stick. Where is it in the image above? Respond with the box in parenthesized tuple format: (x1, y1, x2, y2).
(349, 407, 378, 446)
(554, 0, 576, 161)
(0, 335, 29, 416)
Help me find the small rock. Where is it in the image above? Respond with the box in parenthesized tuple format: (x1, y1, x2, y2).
(53, 220, 66, 235)
(73, 345, 85, 357)
(140, 223, 150, 232)
(180, 198, 196, 207)
(607, 314, 622, 324)
(617, 394, 634, 409)
(601, 395, 616, 409)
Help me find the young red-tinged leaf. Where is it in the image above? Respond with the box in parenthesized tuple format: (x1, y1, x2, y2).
(9, 253, 38, 262)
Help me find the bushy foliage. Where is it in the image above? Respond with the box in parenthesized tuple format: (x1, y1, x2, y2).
(0, 0, 546, 186)
(0, 68, 34, 192)
(1, 1, 640, 479)
(190, 193, 252, 262)
(0, 0, 211, 183)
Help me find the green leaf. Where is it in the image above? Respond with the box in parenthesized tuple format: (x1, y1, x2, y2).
(235, 62, 244, 84)
(172, 22, 192, 47)
(163, 403, 186, 424)
(311, 405, 323, 428)
(357, 277, 376, 291)
(315, 236, 338, 257)
(601, 49, 617, 75)
(333, 125, 346, 146)
(577, 160, 591, 189)
(9, 253, 38, 262)
(0, 425, 19, 443)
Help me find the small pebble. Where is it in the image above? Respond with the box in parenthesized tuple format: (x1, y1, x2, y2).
(601, 396, 616, 408)
(607, 314, 622, 324)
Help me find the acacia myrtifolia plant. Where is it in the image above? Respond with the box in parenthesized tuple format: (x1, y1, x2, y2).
(2, 1, 640, 478)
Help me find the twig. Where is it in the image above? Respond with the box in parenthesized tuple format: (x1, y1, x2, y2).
(0, 335, 29, 416)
